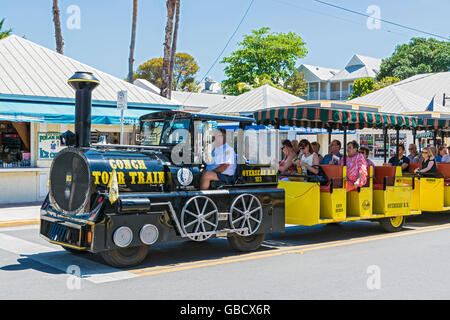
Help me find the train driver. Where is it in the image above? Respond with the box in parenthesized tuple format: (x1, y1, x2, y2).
(200, 129, 237, 190)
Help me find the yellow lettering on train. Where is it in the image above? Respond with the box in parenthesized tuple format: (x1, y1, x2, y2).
(109, 160, 117, 170)
(157, 172, 164, 183)
(138, 172, 146, 184)
(129, 172, 137, 184)
(92, 171, 101, 184)
(116, 160, 124, 170)
(138, 160, 147, 170)
(101, 171, 109, 185)
(117, 171, 125, 185)
(122, 160, 132, 170)
(131, 160, 139, 169)
(92, 170, 164, 185)
(146, 172, 153, 184)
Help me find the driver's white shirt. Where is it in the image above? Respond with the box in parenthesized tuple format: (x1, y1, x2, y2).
(206, 143, 236, 176)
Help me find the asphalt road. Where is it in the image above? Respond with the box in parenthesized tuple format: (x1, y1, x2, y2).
(1, 213, 450, 300)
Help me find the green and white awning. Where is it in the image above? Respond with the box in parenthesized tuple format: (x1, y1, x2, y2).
(253, 106, 421, 130)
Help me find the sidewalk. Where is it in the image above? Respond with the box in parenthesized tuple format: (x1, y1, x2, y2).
(0, 202, 41, 227)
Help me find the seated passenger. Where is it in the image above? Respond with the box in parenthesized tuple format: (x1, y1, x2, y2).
(443, 146, 450, 163)
(200, 129, 236, 190)
(311, 141, 323, 163)
(291, 140, 300, 156)
(407, 144, 423, 163)
(340, 140, 368, 191)
(321, 139, 342, 165)
(295, 139, 328, 183)
(295, 139, 319, 175)
(387, 144, 409, 172)
(414, 147, 438, 174)
(436, 146, 446, 162)
(278, 140, 298, 175)
(359, 147, 375, 171)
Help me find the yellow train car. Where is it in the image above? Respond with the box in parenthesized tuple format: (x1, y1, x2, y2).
(404, 162, 450, 212)
(279, 165, 419, 232)
(253, 102, 438, 233)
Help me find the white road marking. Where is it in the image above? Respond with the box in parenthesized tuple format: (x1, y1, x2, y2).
(0, 225, 39, 232)
(0, 233, 138, 284)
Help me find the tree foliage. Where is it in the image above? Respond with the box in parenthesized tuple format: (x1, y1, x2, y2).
(376, 37, 450, 81)
(0, 18, 13, 40)
(221, 27, 307, 95)
(134, 52, 199, 92)
(349, 76, 400, 100)
(283, 70, 308, 97)
(225, 72, 306, 97)
(348, 78, 375, 100)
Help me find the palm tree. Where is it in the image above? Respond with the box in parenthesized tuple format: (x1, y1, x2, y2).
(128, 0, 138, 83)
(0, 18, 13, 40)
(168, 0, 180, 98)
(160, 0, 176, 98)
(52, 0, 64, 54)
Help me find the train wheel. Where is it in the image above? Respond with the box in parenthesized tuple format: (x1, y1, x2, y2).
(229, 194, 263, 236)
(227, 233, 266, 252)
(181, 196, 219, 242)
(379, 216, 405, 232)
(100, 245, 149, 268)
(61, 246, 87, 255)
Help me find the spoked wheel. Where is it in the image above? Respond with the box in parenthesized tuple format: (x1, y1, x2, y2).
(229, 194, 263, 236)
(227, 233, 266, 252)
(181, 196, 219, 241)
(379, 216, 405, 232)
(100, 245, 149, 268)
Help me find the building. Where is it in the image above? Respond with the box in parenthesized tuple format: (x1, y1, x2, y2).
(204, 84, 305, 116)
(0, 35, 179, 204)
(349, 72, 450, 154)
(299, 54, 382, 101)
(199, 77, 222, 94)
(349, 72, 450, 114)
(134, 78, 234, 112)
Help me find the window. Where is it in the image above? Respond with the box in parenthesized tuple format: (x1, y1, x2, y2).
(141, 117, 191, 146)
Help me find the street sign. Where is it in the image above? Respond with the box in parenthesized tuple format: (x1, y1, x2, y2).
(117, 90, 127, 144)
(117, 90, 128, 110)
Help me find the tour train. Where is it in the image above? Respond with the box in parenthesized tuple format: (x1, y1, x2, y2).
(39, 72, 449, 268)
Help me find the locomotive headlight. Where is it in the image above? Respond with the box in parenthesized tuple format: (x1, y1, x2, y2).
(177, 168, 193, 186)
(113, 226, 133, 248)
(140, 224, 159, 245)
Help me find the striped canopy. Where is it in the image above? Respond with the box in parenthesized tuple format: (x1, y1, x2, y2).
(253, 106, 431, 130)
(418, 117, 450, 131)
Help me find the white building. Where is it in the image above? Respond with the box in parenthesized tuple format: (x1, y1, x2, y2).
(134, 78, 234, 112)
(298, 54, 382, 101)
(204, 84, 305, 116)
(0, 35, 179, 204)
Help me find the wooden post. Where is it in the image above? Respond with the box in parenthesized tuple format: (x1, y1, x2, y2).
(383, 126, 388, 164)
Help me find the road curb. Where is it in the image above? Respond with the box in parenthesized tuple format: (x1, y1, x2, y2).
(0, 219, 40, 228)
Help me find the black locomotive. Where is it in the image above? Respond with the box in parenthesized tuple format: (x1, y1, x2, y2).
(39, 72, 285, 267)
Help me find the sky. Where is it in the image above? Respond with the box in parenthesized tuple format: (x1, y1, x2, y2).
(1, 0, 449, 84)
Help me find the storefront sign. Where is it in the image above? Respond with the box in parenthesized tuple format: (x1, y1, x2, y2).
(38, 132, 65, 160)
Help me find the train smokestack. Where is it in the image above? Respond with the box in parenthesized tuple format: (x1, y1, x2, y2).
(68, 71, 100, 147)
